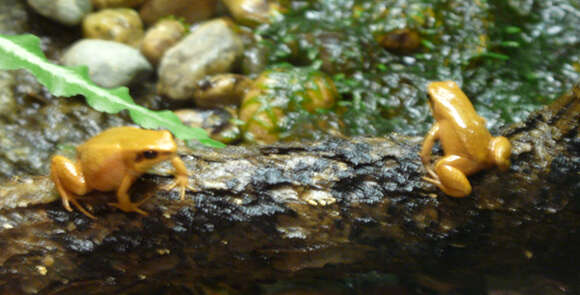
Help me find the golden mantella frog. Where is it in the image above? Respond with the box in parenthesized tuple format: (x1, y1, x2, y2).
(420, 81, 511, 197)
(50, 126, 193, 219)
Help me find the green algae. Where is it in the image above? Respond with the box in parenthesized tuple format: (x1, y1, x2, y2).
(256, 0, 580, 136)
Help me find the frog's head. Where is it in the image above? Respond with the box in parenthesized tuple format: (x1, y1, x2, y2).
(426, 81, 475, 121)
(427, 81, 458, 118)
(131, 129, 178, 172)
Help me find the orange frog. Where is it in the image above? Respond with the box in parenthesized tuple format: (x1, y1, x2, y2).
(421, 81, 511, 197)
(50, 126, 193, 218)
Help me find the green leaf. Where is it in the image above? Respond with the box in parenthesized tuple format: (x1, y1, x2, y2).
(504, 26, 522, 34)
(477, 52, 510, 61)
(500, 41, 520, 48)
(420, 39, 435, 50)
(0, 34, 225, 148)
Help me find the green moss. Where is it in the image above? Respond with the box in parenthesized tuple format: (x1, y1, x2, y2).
(240, 64, 340, 142)
(256, 0, 580, 136)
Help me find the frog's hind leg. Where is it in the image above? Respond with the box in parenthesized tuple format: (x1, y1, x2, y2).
(433, 165, 471, 197)
(429, 155, 479, 198)
(50, 155, 95, 219)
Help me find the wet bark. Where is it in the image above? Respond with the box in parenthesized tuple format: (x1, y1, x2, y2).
(0, 85, 578, 294)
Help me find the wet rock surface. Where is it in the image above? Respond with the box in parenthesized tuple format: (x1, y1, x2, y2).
(193, 73, 252, 107)
(27, 0, 92, 26)
(0, 0, 28, 34)
(140, 19, 186, 65)
(0, 71, 17, 119)
(0, 83, 578, 293)
(222, 0, 274, 26)
(377, 28, 422, 54)
(139, 0, 217, 25)
(92, 0, 145, 9)
(175, 107, 242, 144)
(157, 19, 244, 100)
(82, 8, 144, 47)
(61, 39, 153, 88)
(2, 1, 580, 293)
(239, 67, 339, 144)
(0, 68, 128, 180)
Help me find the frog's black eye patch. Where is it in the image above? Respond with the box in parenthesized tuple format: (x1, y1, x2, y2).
(136, 150, 171, 162)
(143, 150, 158, 159)
(427, 93, 434, 104)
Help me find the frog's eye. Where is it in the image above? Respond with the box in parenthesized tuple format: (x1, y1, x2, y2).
(427, 93, 434, 104)
(143, 150, 158, 159)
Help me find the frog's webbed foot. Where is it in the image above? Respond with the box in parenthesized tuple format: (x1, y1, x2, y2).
(422, 175, 441, 186)
(425, 166, 438, 180)
(52, 174, 95, 219)
(162, 174, 195, 200)
(58, 190, 74, 213)
(65, 194, 97, 219)
(108, 201, 149, 216)
(419, 152, 438, 178)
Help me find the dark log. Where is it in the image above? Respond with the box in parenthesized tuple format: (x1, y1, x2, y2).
(0, 84, 578, 294)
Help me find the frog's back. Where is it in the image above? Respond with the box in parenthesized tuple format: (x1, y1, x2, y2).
(79, 126, 176, 152)
(452, 114, 492, 162)
(445, 90, 491, 161)
(80, 126, 143, 146)
(429, 82, 492, 162)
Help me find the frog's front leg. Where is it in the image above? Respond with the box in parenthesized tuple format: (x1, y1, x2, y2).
(162, 156, 195, 200)
(425, 154, 479, 197)
(108, 172, 149, 215)
(420, 122, 440, 178)
(50, 155, 96, 219)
